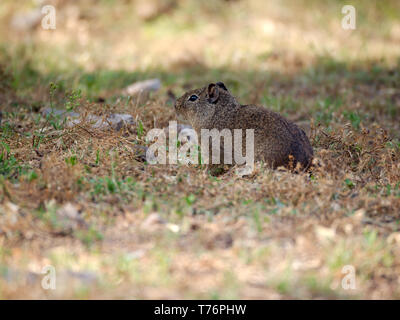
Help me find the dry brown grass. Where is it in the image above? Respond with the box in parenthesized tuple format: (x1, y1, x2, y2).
(1, 0, 400, 299)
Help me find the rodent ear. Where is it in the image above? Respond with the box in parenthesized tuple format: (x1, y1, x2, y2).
(216, 82, 228, 91)
(207, 83, 219, 103)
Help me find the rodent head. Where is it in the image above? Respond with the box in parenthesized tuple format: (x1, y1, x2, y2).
(175, 82, 239, 123)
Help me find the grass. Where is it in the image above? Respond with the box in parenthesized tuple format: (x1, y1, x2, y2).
(0, 0, 400, 299)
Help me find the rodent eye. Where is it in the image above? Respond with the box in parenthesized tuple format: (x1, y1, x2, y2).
(188, 94, 198, 102)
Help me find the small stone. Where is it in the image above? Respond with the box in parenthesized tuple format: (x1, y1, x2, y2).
(88, 113, 135, 131)
(166, 223, 180, 233)
(123, 79, 161, 95)
(140, 213, 165, 231)
(42, 108, 135, 131)
(314, 225, 336, 242)
(352, 209, 365, 222)
(344, 223, 353, 234)
(106, 113, 135, 131)
(54, 203, 87, 234)
(10, 9, 42, 31)
(42, 108, 79, 119)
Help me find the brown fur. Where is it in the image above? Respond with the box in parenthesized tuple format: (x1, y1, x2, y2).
(175, 82, 313, 170)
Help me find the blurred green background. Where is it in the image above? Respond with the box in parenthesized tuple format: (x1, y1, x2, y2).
(1, 0, 399, 97)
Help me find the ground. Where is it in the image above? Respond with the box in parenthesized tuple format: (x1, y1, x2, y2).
(0, 0, 400, 299)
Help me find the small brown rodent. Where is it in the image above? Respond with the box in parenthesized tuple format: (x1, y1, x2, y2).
(175, 82, 313, 170)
